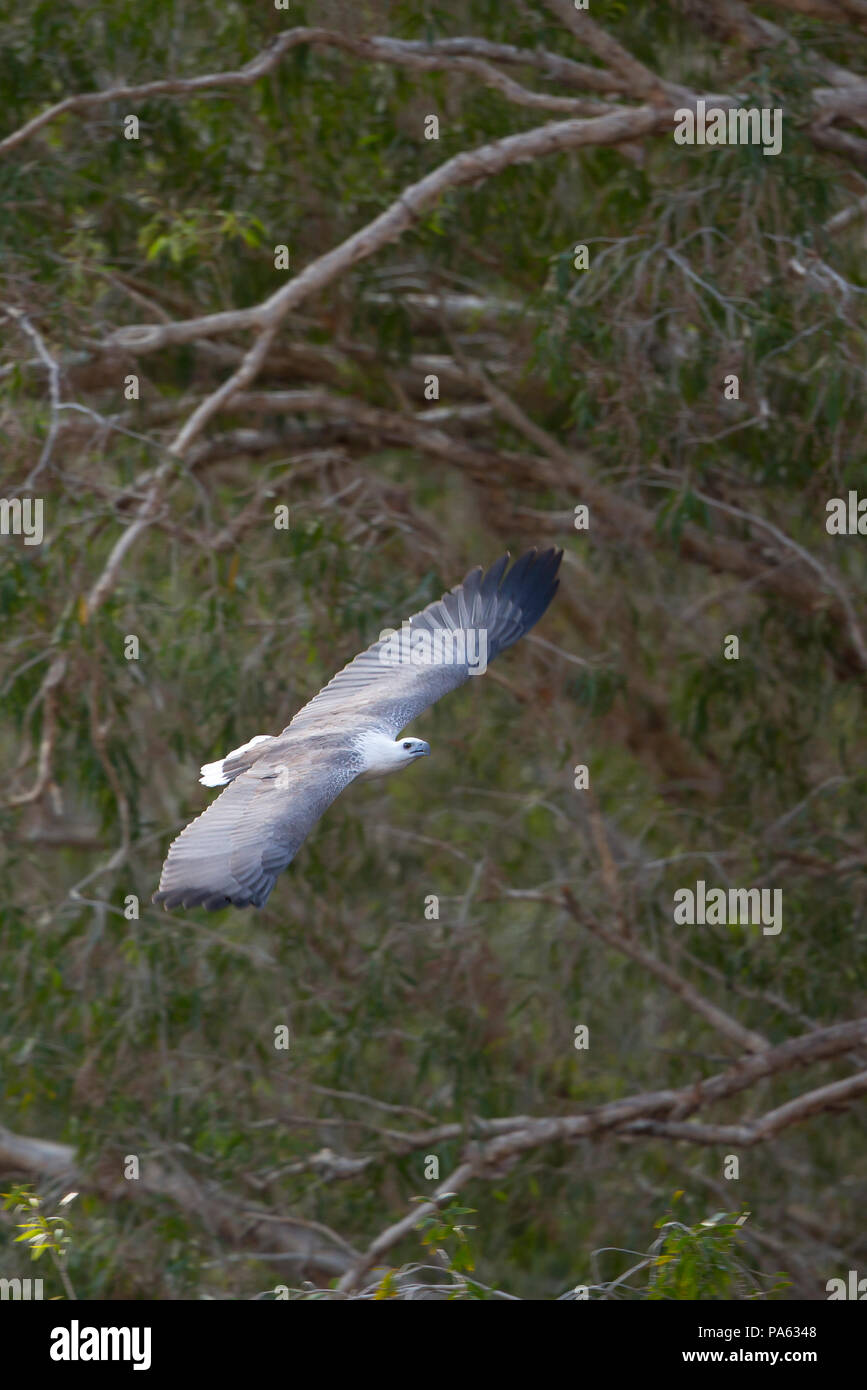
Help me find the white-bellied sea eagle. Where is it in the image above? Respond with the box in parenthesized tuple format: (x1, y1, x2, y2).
(154, 547, 562, 911)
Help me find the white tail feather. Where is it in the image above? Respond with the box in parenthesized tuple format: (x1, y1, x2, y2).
(198, 734, 272, 787)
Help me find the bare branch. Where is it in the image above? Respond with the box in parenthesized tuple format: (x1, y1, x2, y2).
(542, 0, 684, 100)
(2, 307, 63, 489)
(0, 27, 628, 160)
(108, 104, 673, 359)
(560, 888, 770, 1054)
(336, 1018, 867, 1290)
(626, 1070, 867, 1144)
(0, 1121, 357, 1280)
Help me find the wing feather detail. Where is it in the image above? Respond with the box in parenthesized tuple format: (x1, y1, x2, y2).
(153, 740, 356, 910)
(285, 548, 562, 737)
(153, 549, 562, 911)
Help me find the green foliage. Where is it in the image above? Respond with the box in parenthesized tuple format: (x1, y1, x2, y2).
(647, 1207, 789, 1302)
(416, 1198, 477, 1274)
(1, 1185, 78, 1299)
(2, 1185, 76, 1263)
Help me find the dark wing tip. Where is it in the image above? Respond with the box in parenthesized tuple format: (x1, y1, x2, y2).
(480, 546, 562, 657)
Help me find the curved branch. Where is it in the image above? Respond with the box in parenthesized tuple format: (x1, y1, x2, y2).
(336, 1018, 867, 1291)
(107, 103, 673, 358)
(0, 27, 625, 160)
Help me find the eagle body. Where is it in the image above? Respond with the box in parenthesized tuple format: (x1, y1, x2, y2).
(154, 548, 562, 910)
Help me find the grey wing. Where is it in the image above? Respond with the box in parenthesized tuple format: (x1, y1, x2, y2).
(286, 547, 563, 738)
(153, 751, 356, 911)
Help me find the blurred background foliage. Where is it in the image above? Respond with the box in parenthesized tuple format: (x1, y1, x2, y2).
(0, 0, 865, 1298)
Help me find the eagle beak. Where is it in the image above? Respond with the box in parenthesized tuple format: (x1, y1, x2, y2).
(417, 742, 431, 757)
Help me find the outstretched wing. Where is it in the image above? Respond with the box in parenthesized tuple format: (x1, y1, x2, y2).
(153, 737, 356, 910)
(286, 547, 562, 737)
(153, 548, 562, 911)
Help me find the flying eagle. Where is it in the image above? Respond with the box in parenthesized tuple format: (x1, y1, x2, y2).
(154, 547, 562, 911)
